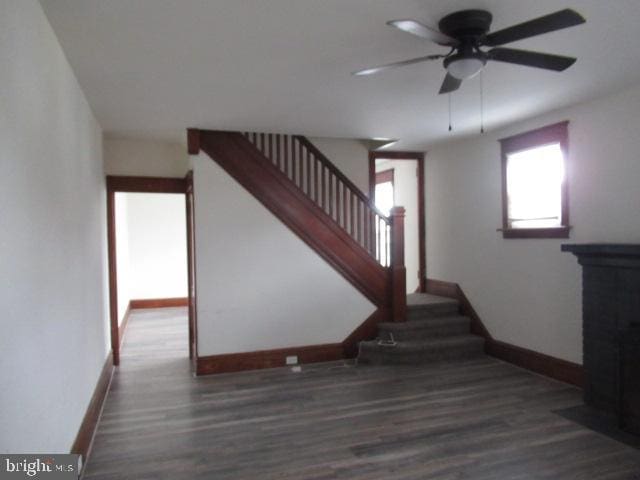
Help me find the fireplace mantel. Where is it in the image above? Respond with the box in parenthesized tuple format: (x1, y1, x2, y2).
(562, 243, 640, 266)
(563, 243, 640, 435)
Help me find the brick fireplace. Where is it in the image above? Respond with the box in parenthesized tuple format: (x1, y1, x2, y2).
(563, 244, 640, 435)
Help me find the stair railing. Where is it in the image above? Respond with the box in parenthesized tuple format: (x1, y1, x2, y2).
(242, 133, 392, 263)
(241, 131, 406, 321)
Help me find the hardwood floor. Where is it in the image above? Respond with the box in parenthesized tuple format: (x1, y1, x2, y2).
(84, 308, 640, 479)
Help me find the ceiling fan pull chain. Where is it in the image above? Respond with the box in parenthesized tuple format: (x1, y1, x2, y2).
(480, 70, 485, 134)
(448, 93, 453, 132)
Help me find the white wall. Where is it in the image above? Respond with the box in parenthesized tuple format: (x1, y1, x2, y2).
(124, 193, 188, 299)
(115, 193, 131, 324)
(394, 162, 419, 293)
(0, 0, 108, 453)
(376, 160, 420, 293)
(425, 83, 640, 365)
(309, 137, 370, 194)
(104, 134, 364, 192)
(104, 136, 189, 178)
(193, 154, 375, 355)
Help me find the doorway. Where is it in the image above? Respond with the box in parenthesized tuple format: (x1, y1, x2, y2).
(106, 175, 196, 368)
(369, 152, 426, 293)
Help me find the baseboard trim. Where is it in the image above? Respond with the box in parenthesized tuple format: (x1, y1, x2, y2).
(342, 308, 389, 358)
(197, 343, 344, 375)
(118, 302, 132, 348)
(130, 297, 188, 309)
(71, 351, 114, 466)
(486, 339, 584, 388)
(426, 277, 584, 388)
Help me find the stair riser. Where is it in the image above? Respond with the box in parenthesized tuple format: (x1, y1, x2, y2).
(407, 304, 459, 320)
(359, 343, 484, 365)
(379, 323, 470, 341)
(358, 293, 482, 366)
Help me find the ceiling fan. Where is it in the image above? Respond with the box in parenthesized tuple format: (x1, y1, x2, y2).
(353, 8, 586, 94)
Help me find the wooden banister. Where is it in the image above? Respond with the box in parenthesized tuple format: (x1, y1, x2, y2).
(197, 130, 389, 305)
(295, 137, 376, 210)
(390, 206, 407, 322)
(191, 129, 409, 351)
(242, 132, 392, 266)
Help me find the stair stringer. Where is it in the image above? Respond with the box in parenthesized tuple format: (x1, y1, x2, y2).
(196, 130, 391, 326)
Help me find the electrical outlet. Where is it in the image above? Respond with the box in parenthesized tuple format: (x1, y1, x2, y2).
(286, 355, 298, 365)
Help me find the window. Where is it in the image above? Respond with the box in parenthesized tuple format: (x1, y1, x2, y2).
(499, 121, 570, 239)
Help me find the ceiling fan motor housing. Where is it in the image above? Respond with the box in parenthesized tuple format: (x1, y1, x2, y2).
(439, 10, 493, 80)
(438, 10, 493, 40)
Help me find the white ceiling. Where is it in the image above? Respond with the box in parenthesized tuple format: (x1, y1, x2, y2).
(40, 0, 640, 149)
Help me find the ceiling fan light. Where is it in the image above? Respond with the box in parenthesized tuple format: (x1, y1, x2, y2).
(446, 57, 485, 80)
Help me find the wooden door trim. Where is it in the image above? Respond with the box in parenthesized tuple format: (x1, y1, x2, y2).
(375, 169, 395, 186)
(369, 151, 426, 292)
(185, 171, 198, 369)
(106, 175, 190, 367)
(106, 175, 187, 193)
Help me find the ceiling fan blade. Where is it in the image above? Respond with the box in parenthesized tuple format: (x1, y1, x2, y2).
(484, 9, 585, 47)
(438, 73, 462, 94)
(488, 48, 576, 71)
(387, 19, 459, 46)
(352, 54, 444, 76)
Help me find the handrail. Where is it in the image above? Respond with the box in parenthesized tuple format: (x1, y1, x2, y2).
(195, 129, 408, 323)
(241, 131, 393, 266)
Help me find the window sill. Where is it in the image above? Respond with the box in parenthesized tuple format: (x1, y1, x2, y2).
(500, 226, 571, 239)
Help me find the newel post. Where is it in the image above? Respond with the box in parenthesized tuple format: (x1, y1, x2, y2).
(390, 206, 407, 322)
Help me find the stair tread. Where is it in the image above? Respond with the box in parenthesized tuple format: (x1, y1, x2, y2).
(378, 315, 470, 331)
(361, 334, 484, 351)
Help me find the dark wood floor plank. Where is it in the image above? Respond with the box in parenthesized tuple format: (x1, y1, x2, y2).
(84, 308, 640, 480)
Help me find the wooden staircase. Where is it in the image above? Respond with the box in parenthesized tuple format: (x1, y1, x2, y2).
(187, 129, 408, 355)
(358, 293, 486, 364)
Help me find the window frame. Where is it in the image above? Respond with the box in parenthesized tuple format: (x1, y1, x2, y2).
(499, 121, 570, 239)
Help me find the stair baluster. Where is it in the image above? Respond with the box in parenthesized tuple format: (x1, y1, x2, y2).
(242, 132, 395, 268)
